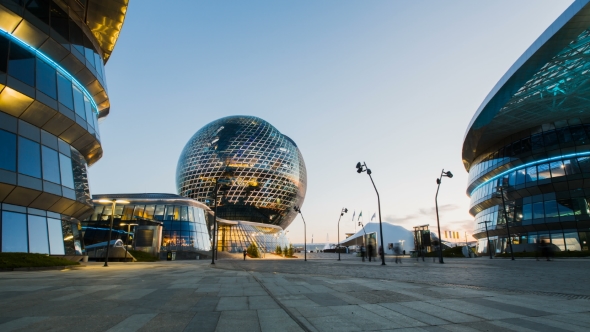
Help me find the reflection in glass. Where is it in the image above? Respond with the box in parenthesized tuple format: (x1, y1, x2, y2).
(36, 59, 57, 99)
(2, 211, 28, 252)
(18, 137, 41, 178)
(47, 218, 65, 255)
(59, 153, 74, 188)
(42, 146, 61, 184)
(28, 215, 49, 254)
(0, 130, 17, 171)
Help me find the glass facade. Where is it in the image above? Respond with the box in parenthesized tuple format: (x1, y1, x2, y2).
(463, 1, 590, 254)
(176, 115, 307, 229)
(0, 1, 128, 255)
(217, 220, 289, 253)
(83, 194, 211, 252)
(1, 204, 82, 255)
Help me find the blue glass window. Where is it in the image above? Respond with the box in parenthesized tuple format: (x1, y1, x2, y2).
(41, 146, 60, 184)
(522, 204, 532, 220)
(57, 73, 74, 109)
(2, 211, 28, 252)
(28, 215, 49, 254)
(544, 200, 559, 218)
(0, 130, 17, 171)
(526, 166, 537, 183)
(537, 164, 550, 180)
(18, 137, 41, 178)
(72, 86, 86, 119)
(8, 42, 35, 86)
(557, 199, 574, 217)
(47, 218, 65, 255)
(533, 202, 544, 219)
(59, 153, 74, 188)
(84, 97, 93, 127)
(549, 161, 565, 178)
(36, 59, 57, 99)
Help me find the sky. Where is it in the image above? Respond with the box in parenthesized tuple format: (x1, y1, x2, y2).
(89, 0, 574, 244)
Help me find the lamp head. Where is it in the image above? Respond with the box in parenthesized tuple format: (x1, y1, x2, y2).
(356, 162, 361, 170)
(366, 169, 372, 175)
(436, 178, 441, 184)
(445, 171, 453, 178)
(344, 208, 348, 213)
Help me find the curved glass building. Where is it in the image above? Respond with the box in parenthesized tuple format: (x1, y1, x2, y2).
(464, 0, 590, 254)
(177, 115, 307, 230)
(83, 194, 211, 259)
(0, 1, 128, 255)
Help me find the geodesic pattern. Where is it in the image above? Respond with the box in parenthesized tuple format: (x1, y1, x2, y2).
(176, 116, 307, 229)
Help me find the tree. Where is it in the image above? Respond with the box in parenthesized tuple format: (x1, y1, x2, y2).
(287, 243, 295, 257)
(276, 245, 282, 255)
(247, 242, 260, 258)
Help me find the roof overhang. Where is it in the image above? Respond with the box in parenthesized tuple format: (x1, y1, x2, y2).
(462, 0, 590, 171)
(85, 0, 129, 63)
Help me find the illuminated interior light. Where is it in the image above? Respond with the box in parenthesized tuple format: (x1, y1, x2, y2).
(470, 151, 590, 196)
(0, 28, 100, 114)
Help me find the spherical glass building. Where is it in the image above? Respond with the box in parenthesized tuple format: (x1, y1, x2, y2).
(176, 115, 307, 230)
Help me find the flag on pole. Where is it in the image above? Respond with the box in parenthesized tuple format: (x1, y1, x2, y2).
(371, 212, 376, 221)
(358, 211, 363, 221)
(352, 210, 356, 221)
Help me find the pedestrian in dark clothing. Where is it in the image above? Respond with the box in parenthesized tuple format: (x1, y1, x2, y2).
(394, 246, 402, 264)
(368, 244, 373, 262)
(360, 245, 366, 262)
(243, 249, 247, 260)
(378, 245, 384, 262)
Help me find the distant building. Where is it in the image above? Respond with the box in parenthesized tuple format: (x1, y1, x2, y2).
(463, 0, 590, 254)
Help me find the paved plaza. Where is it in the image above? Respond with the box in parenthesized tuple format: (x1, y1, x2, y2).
(0, 254, 589, 331)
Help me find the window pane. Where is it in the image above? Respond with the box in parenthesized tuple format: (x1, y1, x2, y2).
(84, 97, 93, 127)
(2, 211, 28, 252)
(523, 204, 532, 220)
(0, 35, 8, 72)
(57, 73, 74, 109)
(154, 205, 165, 221)
(47, 218, 65, 255)
(59, 153, 74, 188)
(515, 169, 525, 185)
(144, 205, 155, 219)
(42, 146, 60, 184)
(537, 164, 550, 180)
(544, 200, 559, 218)
(72, 86, 86, 119)
(578, 157, 590, 173)
(28, 215, 49, 254)
(557, 199, 574, 217)
(549, 161, 565, 178)
(36, 59, 57, 98)
(526, 166, 537, 182)
(180, 206, 189, 221)
(8, 42, 35, 86)
(0, 130, 17, 171)
(533, 202, 544, 219)
(18, 137, 41, 178)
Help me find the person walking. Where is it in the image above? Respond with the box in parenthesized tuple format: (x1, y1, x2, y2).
(378, 245, 384, 263)
(360, 245, 366, 262)
(394, 246, 402, 264)
(368, 244, 373, 262)
(243, 248, 247, 260)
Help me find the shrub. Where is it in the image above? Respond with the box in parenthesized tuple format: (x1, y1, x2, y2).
(247, 242, 260, 258)
(287, 243, 295, 257)
(276, 245, 282, 255)
(283, 245, 288, 256)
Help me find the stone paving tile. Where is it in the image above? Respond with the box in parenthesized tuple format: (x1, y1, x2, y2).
(500, 317, 571, 332)
(520, 316, 589, 332)
(248, 295, 280, 310)
(192, 296, 220, 312)
(216, 310, 260, 332)
(399, 301, 482, 323)
(305, 293, 349, 306)
(183, 311, 220, 332)
(257, 308, 304, 332)
(329, 304, 397, 331)
(136, 312, 195, 332)
(462, 298, 551, 317)
(306, 315, 362, 332)
(432, 298, 524, 320)
(216, 296, 248, 311)
(379, 302, 451, 325)
(359, 303, 425, 328)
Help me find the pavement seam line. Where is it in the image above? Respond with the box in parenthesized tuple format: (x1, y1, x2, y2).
(231, 265, 313, 332)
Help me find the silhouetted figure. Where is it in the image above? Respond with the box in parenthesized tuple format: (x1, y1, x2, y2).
(378, 245, 384, 262)
(368, 244, 373, 262)
(243, 249, 247, 260)
(394, 246, 402, 264)
(361, 245, 366, 262)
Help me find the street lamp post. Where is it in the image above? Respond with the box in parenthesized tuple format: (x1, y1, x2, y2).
(96, 199, 129, 267)
(358, 221, 368, 257)
(356, 162, 385, 265)
(497, 186, 515, 260)
(337, 208, 348, 261)
(294, 206, 307, 261)
(120, 222, 138, 262)
(435, 169, 453, 264)
(478, 220, 493, 259)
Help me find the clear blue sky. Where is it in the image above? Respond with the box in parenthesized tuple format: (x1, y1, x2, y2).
(90, 0, 573, 243)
